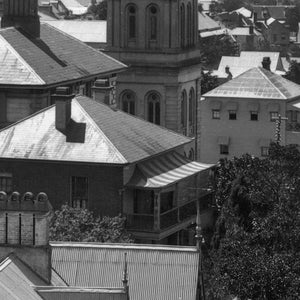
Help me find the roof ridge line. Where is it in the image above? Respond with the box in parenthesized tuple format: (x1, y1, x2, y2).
(74, 98, 128, 164)
(0, 35, 45, 85)
(258, 67, 287, 99)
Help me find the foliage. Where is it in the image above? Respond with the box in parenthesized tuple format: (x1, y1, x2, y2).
(200, 36, 239, 68)
(95, 0, 108, 20)
(284, 60, 300, 84)
(201, 71, 219, 95)
(49, 204, 133, 243)
(206, 144, 300, 300)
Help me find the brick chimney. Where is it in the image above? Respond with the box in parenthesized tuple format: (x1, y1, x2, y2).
(1, 0, 40, 38)
(0, 191, 52, 283)
(262, 57, 271, 71)
(52, 87, 74, 133)
(92, 79, 115, 106)
(225, 65, 232, 80)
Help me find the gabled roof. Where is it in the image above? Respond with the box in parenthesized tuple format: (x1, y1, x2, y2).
(0, 96, 191, 164)
(44, 20, 107, 44)
(0, 24, 125, 87)
(214, 51, 285, 78)
(51, 242, 200, 300)
(59, 0, 88, 15)
(204, 67, 300, 100)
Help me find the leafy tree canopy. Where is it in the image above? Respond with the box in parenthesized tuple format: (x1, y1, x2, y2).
(201, 71, 219, 95)
(50, 204, 133, 243)
(206, 143, 300, 300)
(284, 60, 300, 84)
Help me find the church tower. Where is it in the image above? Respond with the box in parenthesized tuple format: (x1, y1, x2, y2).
(106, 0, 201, 159)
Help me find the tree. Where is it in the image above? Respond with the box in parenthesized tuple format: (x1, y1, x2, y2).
(49, 204, 133, 243)
(284, 60, 300, 84)
(96, 0, 107, 20)
(206, 144, 300, 300)
(201, 71, 219, 95)
(200, 36, 239, 68)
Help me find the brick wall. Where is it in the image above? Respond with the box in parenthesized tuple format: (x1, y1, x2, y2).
(0, 160, 124, 216)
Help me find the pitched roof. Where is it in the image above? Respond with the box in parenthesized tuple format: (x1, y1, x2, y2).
(0, 255, 67, 300)
(0, 24, 125, 87)
(0, 96, 191, 164)
(198, 12, 221, 32)
(44, 20, 107, 44)
(204, 67, 300, 100)
(59, 0, 88, 15)
(51, 242, 200, 300)
(214, 51, 285, 78)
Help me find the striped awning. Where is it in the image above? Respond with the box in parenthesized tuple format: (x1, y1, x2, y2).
(126, 152, 214, 189)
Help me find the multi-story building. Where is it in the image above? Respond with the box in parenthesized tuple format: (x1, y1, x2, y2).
(0, 88, 214, 244)
(199, 60, 300, 163)
(105, 0, 202, 159)
(0, 0, 126, 128)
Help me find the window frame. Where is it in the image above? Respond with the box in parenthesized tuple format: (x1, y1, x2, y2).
(71, 176, 89, 209)
(212, 109, 220, 119)
(127, 5, 137, 40)
(261, 147, 269, 157)
(0, 174, 13, 195)
(220, 144, 229, 155)
(228, 110, 237, 120)
(250, 111, 258, 121)
(147, 92, 161, 125)
(270, 111, 279, 122)
(121, 91, 136, 115)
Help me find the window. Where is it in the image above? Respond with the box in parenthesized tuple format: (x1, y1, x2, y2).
(270, 111, 278, 121)
(128, 5, 136, 39)
(181, 90, 187, 133)
(229, 110, 237, 120)
(134, 190, 154, 214)
(180, 4, 185, 47)
(273, 34, 277, 42)
(188, 148, 194, 160)
(121, 91, 135, 115)
(212, 109, 220, 119)
(189, 88, 195, 135)
(261, 147, 269, 157)
(160, 191, 174, 213)
(0, 174, 12, 194)
(71, 176, 88, 208)
(149, 5, 158, 40)
(148, 92, 160, 125)
(281, 33, 286, 40)
(220, 144, 229, 155)
(250, 111, 258, 121)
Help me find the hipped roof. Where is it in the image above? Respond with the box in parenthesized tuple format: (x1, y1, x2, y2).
(0, 96, 191, 164)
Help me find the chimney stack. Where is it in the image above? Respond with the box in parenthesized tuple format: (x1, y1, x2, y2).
(52, 87, 74, 133)
(1, 0, 40, 38)
(249, 25, 254, 35)
(92, 79, 115, 107)
(0, 191, 53, 283)
(262, 57, 271, 71)
(225, 65, 232, 80)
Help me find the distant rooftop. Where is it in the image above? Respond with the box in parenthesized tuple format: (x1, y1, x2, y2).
(198, 12, 221, 33)
(204, 67, 300, 100)
(252, 5, 295, 20)
(214, 51, 285, 78)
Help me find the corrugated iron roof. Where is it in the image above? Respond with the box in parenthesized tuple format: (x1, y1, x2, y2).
(127, 151, 213, 189)
(0, 96, 191, 164)
(43, 20, 107, 44)
(0, 24, 126, 86)
(60, 0, 88, 15)
(205, 67, 300, 100)
(51, 242, 200, 300)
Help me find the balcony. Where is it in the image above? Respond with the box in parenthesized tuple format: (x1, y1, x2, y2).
(126, 199, 198, 233)
(286, 122, 300, 132)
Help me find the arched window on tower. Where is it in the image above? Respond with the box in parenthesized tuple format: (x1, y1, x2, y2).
(121, 90, 136, 115)
(181, 90, 187, 135)
(127, 5, 137, 40)
(147, 92, 160, 125)
(149, 5, 158, 40)
(189, 87, 195, 136)
(187, 3, 192, 47)
(180, 3, 185, 48)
